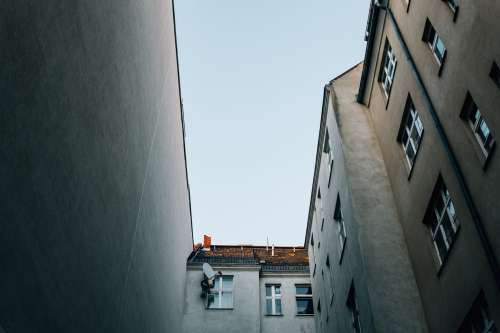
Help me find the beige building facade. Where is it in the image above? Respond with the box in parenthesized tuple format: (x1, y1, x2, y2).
(357, 0, 500, 331)
(307, 0, 500, 331)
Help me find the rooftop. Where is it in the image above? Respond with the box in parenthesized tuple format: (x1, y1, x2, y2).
(187, 245, 310, 273)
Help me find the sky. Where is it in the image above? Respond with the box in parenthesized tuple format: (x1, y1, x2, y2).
(175, 0, 369, 246)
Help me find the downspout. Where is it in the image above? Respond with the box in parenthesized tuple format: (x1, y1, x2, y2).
(357, 2, 380, 103)
(381, 6, 500, 288)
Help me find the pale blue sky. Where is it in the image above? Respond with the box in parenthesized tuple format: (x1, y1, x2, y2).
(175, 0, 369, 246)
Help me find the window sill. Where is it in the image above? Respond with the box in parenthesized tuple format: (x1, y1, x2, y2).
(296, 314, 315, 317)
(206, 307, 234, 311)
(265, 314, 283, 317)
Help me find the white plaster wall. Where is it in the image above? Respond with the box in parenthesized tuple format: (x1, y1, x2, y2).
(182, 266, 261, 333)
(259, 274, 315, 333)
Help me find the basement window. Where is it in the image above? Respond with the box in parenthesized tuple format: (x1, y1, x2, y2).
(266, 284, 282, 315)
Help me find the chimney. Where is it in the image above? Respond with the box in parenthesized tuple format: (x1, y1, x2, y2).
(203, 235, 211, 251)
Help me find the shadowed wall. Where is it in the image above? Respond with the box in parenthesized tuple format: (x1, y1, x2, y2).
(0, 1, 193, 332)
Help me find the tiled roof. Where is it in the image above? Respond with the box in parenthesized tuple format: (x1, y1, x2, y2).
(187, 245, 309, 273)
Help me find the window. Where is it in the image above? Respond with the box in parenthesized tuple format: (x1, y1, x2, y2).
(458, 292, 496, 333)
(490, 61, 500, 88)
(379, 40, 397, 97)
(444, 0, 458, 13)
(296, 284, 314, 315)
(424, 177, 459, 266)
(347, 283, 361, 333)
(266, 284, 282, 315)
(316, 189, 323, 217)
(323, 129, 334, 186)
(398, 95, 424, 168)
(207, 276, 233, 309)
(317, 299, 322, 315)
(334, 195, 347, 256)
(460, 93, 495, 157)
(423, 19, 447, 67)
(326, 255, 335, 305)
(321, 218, 325, 231)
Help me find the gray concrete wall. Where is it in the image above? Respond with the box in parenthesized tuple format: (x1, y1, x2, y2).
(0, 1, 193, 332)
(259, 273, 315, 333)
(358, 0, 500, 331)
(307, 64, 427, 332)
(183, 266, 261, 333)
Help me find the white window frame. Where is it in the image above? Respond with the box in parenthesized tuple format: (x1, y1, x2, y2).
(446, 0, 458, 12)
(381, 43, 397, 97)
(468, 104, 493, 155)
(428, 180, 459, 265)
(427, 28, 446, 65)
(207, 275, 233, 309)
(266, 284, 282, 315)
(295, 284, 314, 315)
(401, 99, 424, 168)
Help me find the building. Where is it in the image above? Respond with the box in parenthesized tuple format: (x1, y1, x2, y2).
(307, 0, 500, 331)
(0, 1, 193, 332)
(182, 243, 315, 333)
(305, 63, 427, 332)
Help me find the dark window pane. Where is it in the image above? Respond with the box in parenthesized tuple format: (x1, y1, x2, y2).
(266, 299, 273, 314)
(296, 298, 314, 315)
(296, 285, 312, 295)
(222, 276, 233, 291)
(435, 230, 448, 261)
(221, 292, 232, 308)
(478, 119, 491, 144)
(276, 299, 282, 314)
